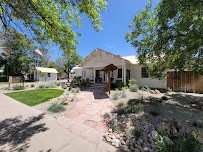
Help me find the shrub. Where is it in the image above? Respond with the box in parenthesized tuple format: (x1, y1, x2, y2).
(162, 96, 169, 100)
(167, 87, 173, 92)
(48, 103, 65, 113)
(70, 87, 80, 93)
(62, 84, 67, 89)
(141, 85, 151, 91)
(149, 107, 161, 116)
(129, 78, 137, 85)
(129, 84, 139, 92)
(37, 83, 46, 89)
(133, 129, 142, 138)
(120, 90, 126, 98)
(75, 87, 80, 93)
(30, 84, 35, 87)
(112, 92, 119, 100)
(0, 76, 8, 82)
(13, 85, 24, 90)
(55, 82, 60, 86)
(45, 82, 57, 88)
(115, 81, 124, 90)
(113, 123, 125, 133)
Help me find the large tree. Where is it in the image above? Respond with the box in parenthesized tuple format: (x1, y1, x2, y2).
(0, 30, 34, 76)
(126, 0, 203, 78)
(0, 0, 107, 53)
(55, 52, 82, 81)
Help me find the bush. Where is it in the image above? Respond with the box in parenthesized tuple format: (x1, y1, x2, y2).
(13, 85, 24, 90)
(113, 123, 125, 133)
(133, 129, 142, 138)
(62, 84, 67, 89)
(75, 87, 80, 93)
(45, 82, 57, 88)
(70, 87, 80, 93)
(115, 81, 124, 90)
(162, 96, 169, 100)
(149, 107, 161, 116)
(112, 92, 119, 100)
(120, 90, 126, 98)
(30, 84, 35, 88)
(0, 76, 8, 82)
(140, 85, 151, 91)
(55, 82, 60, 86)
(129, 84, 139, 92)
(48, 103, 65, 113)
(37, 83, 46, 89)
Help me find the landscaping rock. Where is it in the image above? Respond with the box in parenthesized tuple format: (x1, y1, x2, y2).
(114, 139, 121, 148)
(130, 145, 135, 151)
(106, 136, 111, 142)
(135, 144, 144, 152)
(120, 145, 128, 152)
(154, 89, 160, 94)
(143, 146, 149, 152)
(149, 90, 156, 94)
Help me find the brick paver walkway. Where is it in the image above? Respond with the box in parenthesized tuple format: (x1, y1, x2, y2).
(57, 90, 114, 144)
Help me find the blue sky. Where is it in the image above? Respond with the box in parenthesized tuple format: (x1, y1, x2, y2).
(74, 0, 160, 58)
(34, 0, 160, 61)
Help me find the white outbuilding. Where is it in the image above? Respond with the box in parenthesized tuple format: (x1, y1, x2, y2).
(34, 67, 58, 82)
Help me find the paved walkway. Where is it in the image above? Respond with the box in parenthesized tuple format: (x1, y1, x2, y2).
(57, 89, 115, 144)
(0, 92, 116, 152)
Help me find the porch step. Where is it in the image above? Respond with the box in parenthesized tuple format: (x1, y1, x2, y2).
(88, 83, 106, 90)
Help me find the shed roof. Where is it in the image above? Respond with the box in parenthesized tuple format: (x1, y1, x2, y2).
(35, 67, 58, 73)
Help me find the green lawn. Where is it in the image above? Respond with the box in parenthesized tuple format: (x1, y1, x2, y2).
(5, 89, 64, 106)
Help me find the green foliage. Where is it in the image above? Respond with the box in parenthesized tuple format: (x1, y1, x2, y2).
(37, 82, 57, 89)
(30, 84, 35, 88)
(62, 84, 67, 89)
(13, 85, 24, 90)
(48, 103, 65, 113)
(113, 123, 125, 133)
(141, 85, 151, 91)
(129, 84, 139, 92)
(70, 87, 80, 93)
(162, 96, 169, 100)
(79, 78, 91, 88)
(149, 107, 161, 116)
(126, 0, 203, 77)
(112, 92, 119, 100)
(133, 129, 142, 138)
(167, 87, 173, 92)
(120, 90, 126, 98)
(115, 81, 124, 90)
(0, 0, 108, 52)
(0, 76, 7, 82)
(0, 30, 34, 76)
(129, 78, 139, 92)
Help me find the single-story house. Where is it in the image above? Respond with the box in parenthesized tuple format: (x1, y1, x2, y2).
(34, 67, 59, 82)
(73, 48, 166, 89)
(0, 70, 3, 76)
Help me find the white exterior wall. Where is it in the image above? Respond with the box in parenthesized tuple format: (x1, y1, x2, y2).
(38, 73, 58, 82)
(132, 64, 167, 89)
(83, 52, 125, 68)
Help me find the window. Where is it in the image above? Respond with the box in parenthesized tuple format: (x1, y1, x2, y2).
(118, 69, 122, 78)
(47, 73, 51, 77)
(141, 67, 149, 78)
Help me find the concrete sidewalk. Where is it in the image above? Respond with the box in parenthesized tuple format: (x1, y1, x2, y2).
(0, 93, 116, 152)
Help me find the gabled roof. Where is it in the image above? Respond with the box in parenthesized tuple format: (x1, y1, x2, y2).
(122, 55, 139, 64)
(80, 48, 131, 66)
(36, 67, 58, 73)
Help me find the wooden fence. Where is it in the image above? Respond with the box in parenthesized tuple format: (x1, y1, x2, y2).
(167, 71, 203, 93)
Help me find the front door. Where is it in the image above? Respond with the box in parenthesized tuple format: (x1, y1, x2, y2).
(127, 69, 130, 84)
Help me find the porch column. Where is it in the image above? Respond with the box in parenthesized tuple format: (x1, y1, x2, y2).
(124, 63, 126, 85)
(93, 67, 95, 83)
(121, 65, 124, 82)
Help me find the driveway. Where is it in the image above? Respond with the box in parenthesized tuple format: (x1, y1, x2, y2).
(0, 92, 116, 152)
